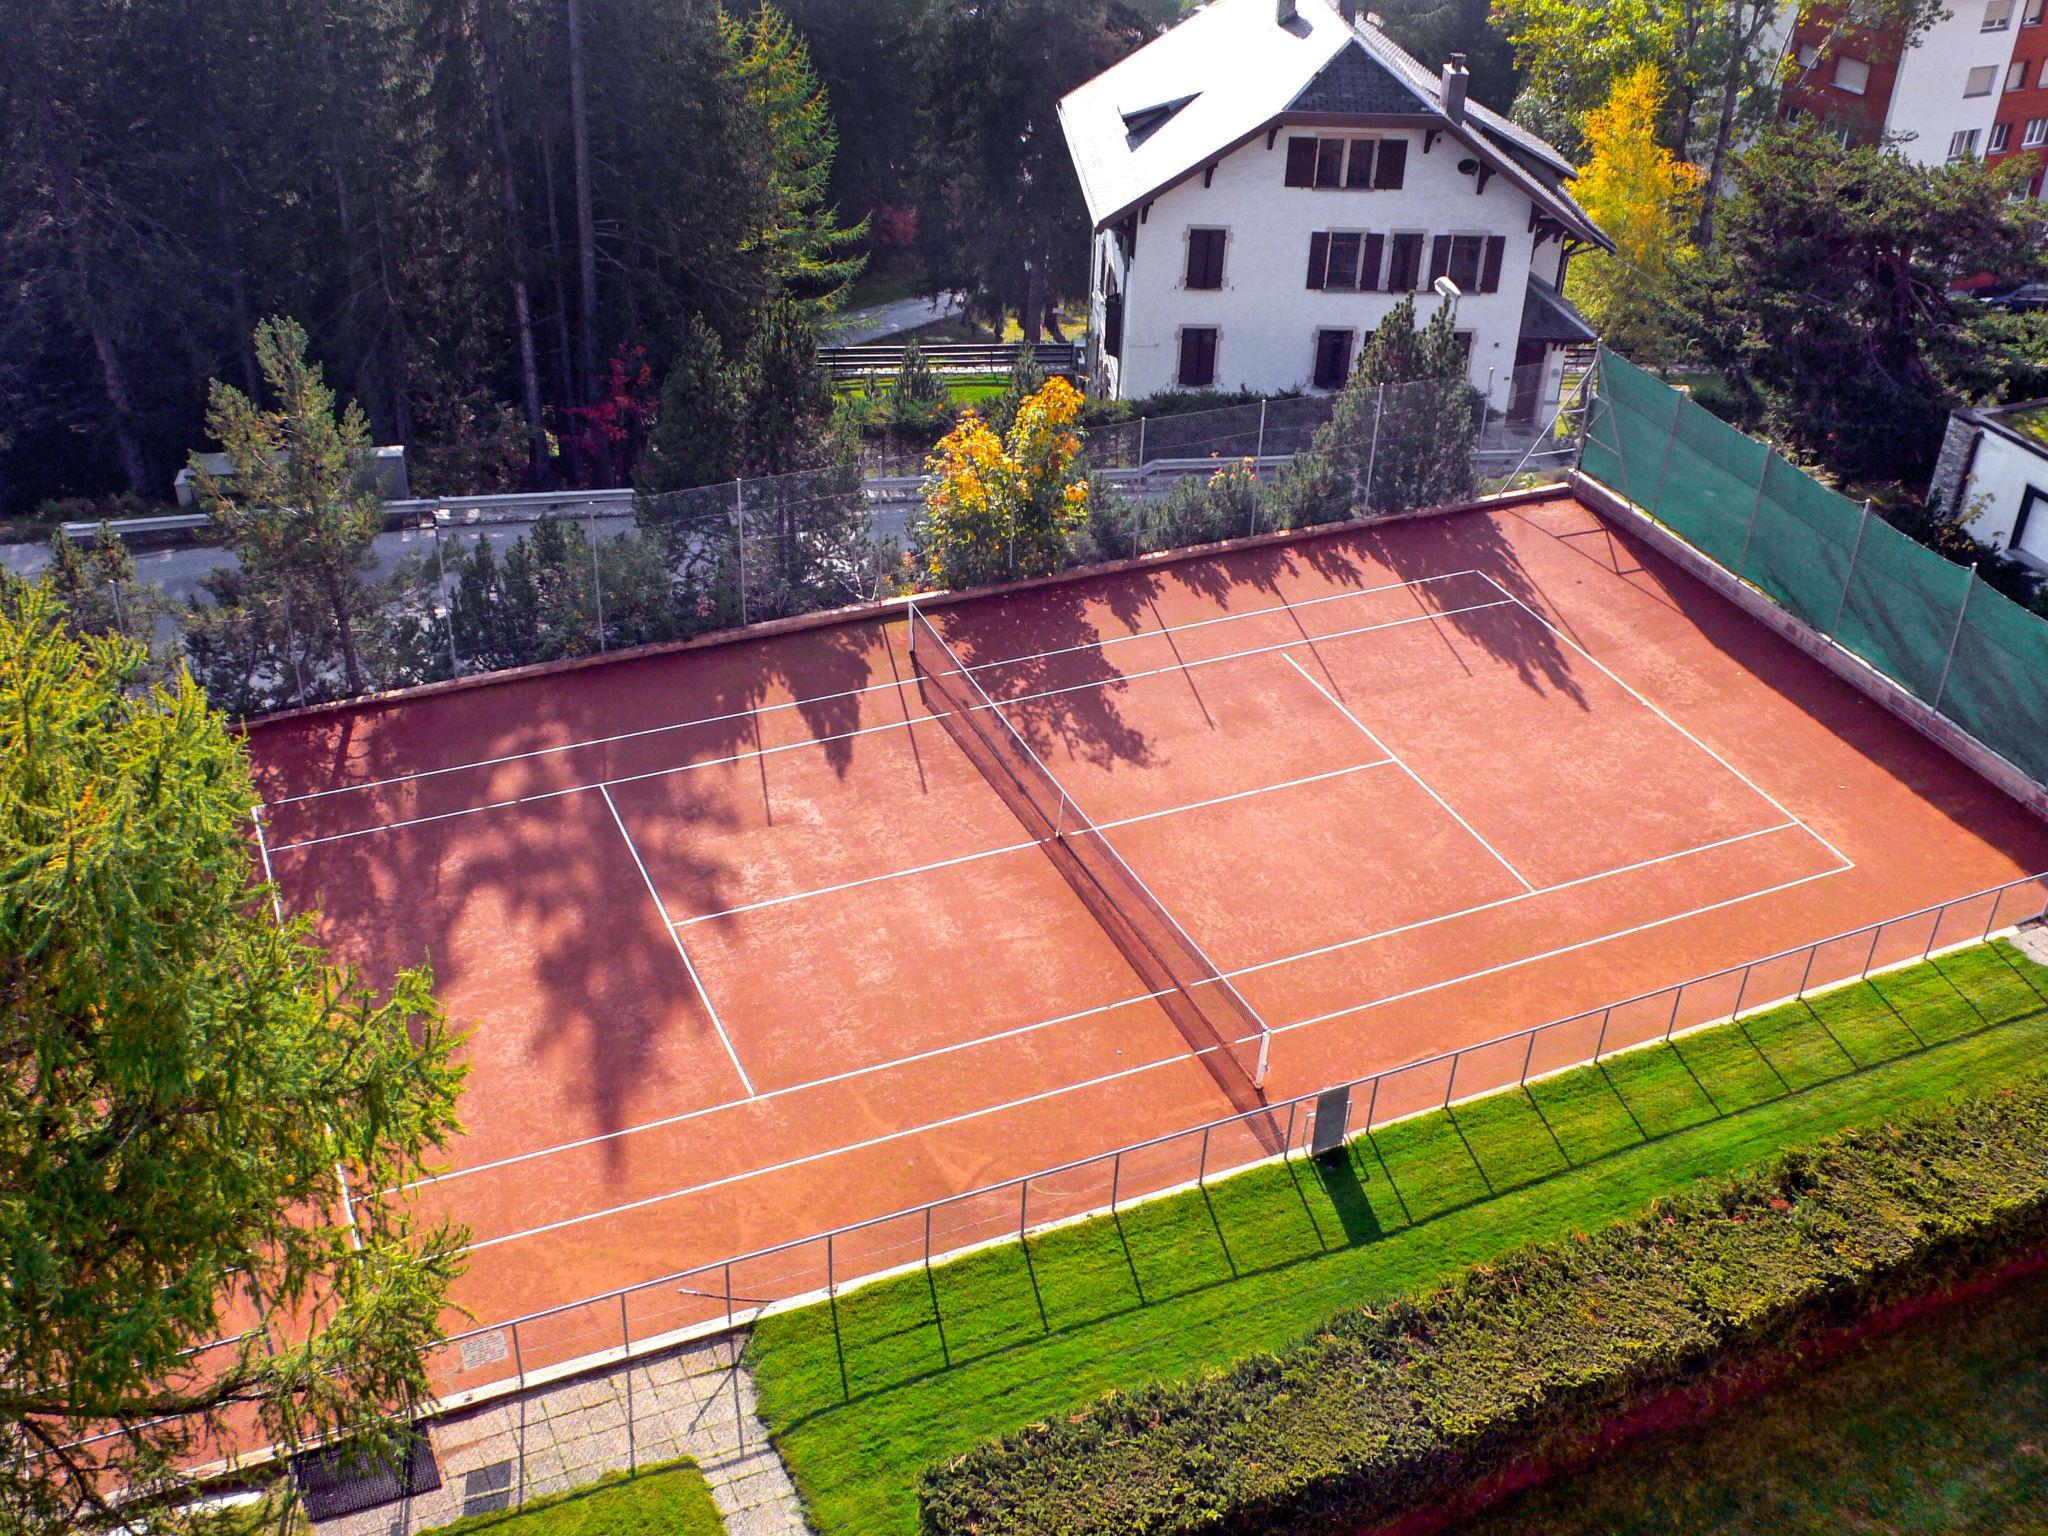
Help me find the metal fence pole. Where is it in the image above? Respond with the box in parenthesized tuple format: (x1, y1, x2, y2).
(1283, 1097, 1298, 1156)
(1594, 1006, 1612, 1060)
(1251, 398, 1269, 537)
(1197, 1125, 1211, 1185)
(621, 1294, 635, 1473)
(1796, 944, 1818, 999)
(1734, 449, 1772, 579)
(826, 1231, 834, 1297)
(724, 1263, 734, 1332)
(587, 504, 607, 653)
(433, 519, 460, 676)
(1649, 387, 1686, 517)
(1363, 382, 1385, 509)
(924, 1206, 933, 1268)
(1444, 1051, 1459, 1108)
(1364, 1074, 1380, 1133)
(1019, 1178, 1028, 1238)
(735, 479, 749, 628)
(1110, 1150, 1122, 1211)
(1137, 415, 1147, 471)
(1520, 1030, 1538, 1085)
(1830, 500, 1873, 637)
(1931, 570, 1977, 715)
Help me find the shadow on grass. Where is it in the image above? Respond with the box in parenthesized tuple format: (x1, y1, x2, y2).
(771, 945, 2048, 1424)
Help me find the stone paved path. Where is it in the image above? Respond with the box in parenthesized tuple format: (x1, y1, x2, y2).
(314, 1332, 811, 1536)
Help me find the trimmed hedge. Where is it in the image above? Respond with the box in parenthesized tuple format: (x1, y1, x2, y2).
(918, 1077, 2048, 1535)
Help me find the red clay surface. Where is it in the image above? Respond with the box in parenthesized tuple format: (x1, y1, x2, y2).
(246, 492, 2048, 1382)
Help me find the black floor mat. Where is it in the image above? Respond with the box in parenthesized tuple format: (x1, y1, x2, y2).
(290, 1433, 441, 1522)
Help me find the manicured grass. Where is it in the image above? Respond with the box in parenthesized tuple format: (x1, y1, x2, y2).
(746, 940, 2048, 1536)
(1453, 1264, 2048, 1534)
(414, 1457, 721, 1536)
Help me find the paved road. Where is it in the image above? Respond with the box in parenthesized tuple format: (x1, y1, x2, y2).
(824, 291, 967, 344)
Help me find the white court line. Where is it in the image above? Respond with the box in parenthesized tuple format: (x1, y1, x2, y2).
(1269, 863, 1852, 1034)
(1282, 652, 1537, 894)
(601, 786, 756, 1097)
(254, 808, 360, 1249)
(270, 569, 1488, 808)
(672, 758, 1396, 928)
(387, 987, 1176, 1197)
(1475, 574, 1856, 872)
(1219, 820, 1806, 981)
(380, 823, 1843, 1212)
(267, 599, 1514, 854)
(459, 1040, 1213, 1252)
(446, 859, 1855, 1255)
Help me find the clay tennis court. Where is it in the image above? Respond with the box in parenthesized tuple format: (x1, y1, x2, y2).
(247, 488, 2048, 1375)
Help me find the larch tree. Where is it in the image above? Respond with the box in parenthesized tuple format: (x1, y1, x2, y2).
(1566, 66, 1702, 364)
(0, 584, 465, 1534)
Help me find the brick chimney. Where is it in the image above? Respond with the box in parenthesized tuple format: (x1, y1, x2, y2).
(1441, 52, 1469, 122)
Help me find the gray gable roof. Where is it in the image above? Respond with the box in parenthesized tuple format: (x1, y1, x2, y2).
(1289, 42, 1430, 116)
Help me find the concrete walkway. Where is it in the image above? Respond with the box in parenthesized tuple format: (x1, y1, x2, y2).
(315, 1332, 810, 1536)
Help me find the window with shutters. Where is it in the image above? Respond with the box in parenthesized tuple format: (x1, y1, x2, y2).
(1429, 234, 1508, 294)
(1283, 135, 1404, 189)
(1986, 0, 2014, 27)
(1312, 330, 1354, 390)
(1385, 231, 1425, 292)
(2010, 58, 2031, 90)
(1966, 65, 1997, 97)
(1835, 56, 1871, 93)
(1184, 227, 1227, 289)
(1177, 327, 1219, 388)
(1305, 231, 1386, 290)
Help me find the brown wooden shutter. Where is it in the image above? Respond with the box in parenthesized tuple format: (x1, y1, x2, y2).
(1360, 233, 1385, 291)
(1373, 138, 1407, 188)
(1306, 231, 1330, 289)
(1104, 295, 1123, 359)
(1429, 235, 1451, 284)
(1480, 235, 1505, 293)
(1285, 136, 1318, 186)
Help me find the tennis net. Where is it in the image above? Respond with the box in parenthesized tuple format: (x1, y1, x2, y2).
(907, 602, 1275, 1107)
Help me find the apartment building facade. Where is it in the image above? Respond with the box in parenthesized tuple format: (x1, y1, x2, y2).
(1780, 0, 2048, 185)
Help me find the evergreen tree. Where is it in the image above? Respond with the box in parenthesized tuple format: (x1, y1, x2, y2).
(638, 319, 748, 494)
(721, 2, 868, 312)
(0, 584, 464, 1534)
(192, 318, 386, 697)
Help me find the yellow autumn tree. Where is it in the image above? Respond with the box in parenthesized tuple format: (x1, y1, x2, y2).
(1566, 66, 1703, 364)
(918, 376, 1091, 587)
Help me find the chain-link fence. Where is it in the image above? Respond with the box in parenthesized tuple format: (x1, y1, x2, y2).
(37, 365, 1586, 715)
(1582, 351, 2048, 787)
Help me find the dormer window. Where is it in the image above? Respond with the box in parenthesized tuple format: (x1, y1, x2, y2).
(1121, 94, 1199, 149)
(1283, 135, 1407, 189)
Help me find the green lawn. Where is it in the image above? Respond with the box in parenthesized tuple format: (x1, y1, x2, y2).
(1453, 1264, 2048, 1534)
(414, 1457, 721, 1536)
(747, 940, 2048, 1536)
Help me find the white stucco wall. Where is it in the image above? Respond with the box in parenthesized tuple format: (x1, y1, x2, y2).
(1883, 4, 2009, 163)
(1109, 124, 1552, 408)
(1959, 426, 2048, 569)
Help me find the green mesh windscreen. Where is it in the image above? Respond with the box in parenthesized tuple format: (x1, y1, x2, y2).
(1740, 453, 1865, 634)
(1581, 351, 2048, 791)
(1942, 582, 2048, 784)
(1655, 397, 1769, 571)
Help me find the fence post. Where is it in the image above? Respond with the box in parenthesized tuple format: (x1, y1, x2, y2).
(1444, 1051, 1459, 1108)
(433, 519, 460, 676)
(587, 504, 607, 653)
(1594, 1006, 1612, 1061)
(1364, 1074, 1380, 1133)
(1110, 1150, 1121, 1211)
(621, 1294, 635, 1473)
(1136, 415, 1147, 472)
(1019, 1178, 1028, 1238)
(735, 478, 748, 628)
(1728, 966, 1750, 1023)
(1734, 448, 1771, 579)
(1251, 397, 1269, 537)
(1198, 1125, 1211, 1185)
(1931, 569, 1977, 715)
(1648, 386, 1685, 518)
(1796, 944, 1818, 999)
(1283, 1097, 1298, 1156)
(1363, 382, 1385, 510)
(924, 1206, 933, 1268)
(1830, 500, 1872, 638)
(1520, 1029, 1538, 1085)
(724, 1263, 734, 1332)
(826, 1231, 834, 1298)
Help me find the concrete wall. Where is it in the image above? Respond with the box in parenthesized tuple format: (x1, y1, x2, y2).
(1111, 123, 1552, 409)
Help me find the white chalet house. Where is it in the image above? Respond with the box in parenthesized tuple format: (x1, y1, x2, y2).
(1057, 0, 1611, 419)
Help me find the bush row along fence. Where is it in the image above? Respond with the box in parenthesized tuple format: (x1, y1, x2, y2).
(107, 366, 1580, 718)
(421, 873, 2048, 1414)
(1582, 350, 2048, 787)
